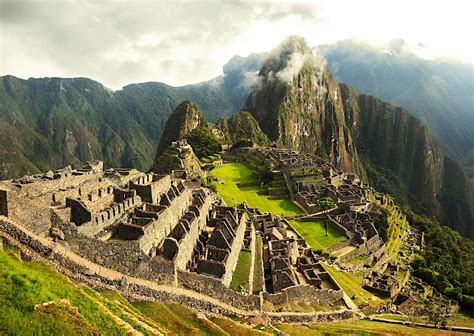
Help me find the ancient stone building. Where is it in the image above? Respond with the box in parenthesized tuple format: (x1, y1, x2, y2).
(194, 207, 247, 286)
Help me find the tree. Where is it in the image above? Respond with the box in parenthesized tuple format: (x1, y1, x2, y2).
(316, 197, 335, 236)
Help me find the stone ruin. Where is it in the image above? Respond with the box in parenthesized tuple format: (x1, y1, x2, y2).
(0, 156, 351, 313)
(252, 213, 340, 294)
(232, 147, 387, 266)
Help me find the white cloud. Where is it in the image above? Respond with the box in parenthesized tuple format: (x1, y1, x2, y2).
(0, 0, 472, 89)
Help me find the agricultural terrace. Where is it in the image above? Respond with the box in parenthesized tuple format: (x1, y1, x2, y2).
(369, 193, 409, 260)
(230, 251, 252, 291)
(323, 264, 384, 307)
(210, 163, 346, 249)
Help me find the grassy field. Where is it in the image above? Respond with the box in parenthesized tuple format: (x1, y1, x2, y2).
(323, 264, 384, 307)
(230, 250, 252, 291)
(210, 163, 345, 249)
(288, 219, 346, 249)
(211, 163, 301, 216)
(277, 319, 468, 335)
(210, 317, 268, 336)
(376, 313, 474, 328)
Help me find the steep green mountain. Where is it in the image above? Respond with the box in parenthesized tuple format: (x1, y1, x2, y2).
(340, 84, 473, 236)
(0, 76, 154, 177)
(152, 100, 211, 157)
(0, 54, 265, 180)
(244, 36, 362, 175)
(216, 111, 270, 146)
(151, 100, 220, 174)
(317, 39, 474, 164)
(244, 36, 474, 238)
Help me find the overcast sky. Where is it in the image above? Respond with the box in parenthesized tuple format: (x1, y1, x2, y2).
(1, 0, 472, 89)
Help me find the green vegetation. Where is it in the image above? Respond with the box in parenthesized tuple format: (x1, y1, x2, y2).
(210, 163, 301, 215)
(407, 210, 474, 310)
(315, 197, 335, 210)
(323, 264, 383, 307)
(186, 126, 221, 158)
(217, 111, 270, 146)
(230, 251, 252, 291)
(376, 312, 474, 328)
(0, 245, 273, 335)
(288, 219, 346, 250)
(132, 301, 225, 335)
(265, 300, 346, 314)
(0, 247, 125, 335)
(209, 317, 266, 336)
(210, 163, 345, 249)
(277, 319, 465, 335)
(369, 194, 409, 259)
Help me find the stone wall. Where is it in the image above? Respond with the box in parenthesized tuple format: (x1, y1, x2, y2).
(268, 309, 353, 323)
(55, 216, 175, 285)
(0, 189, 8, 217)
(221, 213, 247, 287)
(326, 239, 351, 253)
(177, 270, 261, 311)
(138, 188, 193, 254)
(129, 174, 171, 204)
(172, 193, 212, 270)
(16, 172, 97, 198)
(74, 194, 142, 237)
(1, 218, 355, 322)
(339, 246, 365, 263)
(263, 284, 343, 306)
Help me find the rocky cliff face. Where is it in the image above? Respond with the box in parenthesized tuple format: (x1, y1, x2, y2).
(244, 36, 473, 238)
(342, 84, 473, 236)
(244, 36, 362, 175)
(340, 84, 444, 217)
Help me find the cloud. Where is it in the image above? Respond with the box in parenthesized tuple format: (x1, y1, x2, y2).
(0, 0, 472, 89)
(0, 1, 322, 89)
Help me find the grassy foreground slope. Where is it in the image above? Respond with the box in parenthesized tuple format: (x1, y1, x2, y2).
(210, 163, 345, 249)
(0, 247, 263, 335)
(0, 247, 125, 335)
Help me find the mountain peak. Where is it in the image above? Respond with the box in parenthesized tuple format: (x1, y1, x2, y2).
(275, 35, 312, 54)
(153, 100, 207, 157)
(258, 35, 319, 81)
